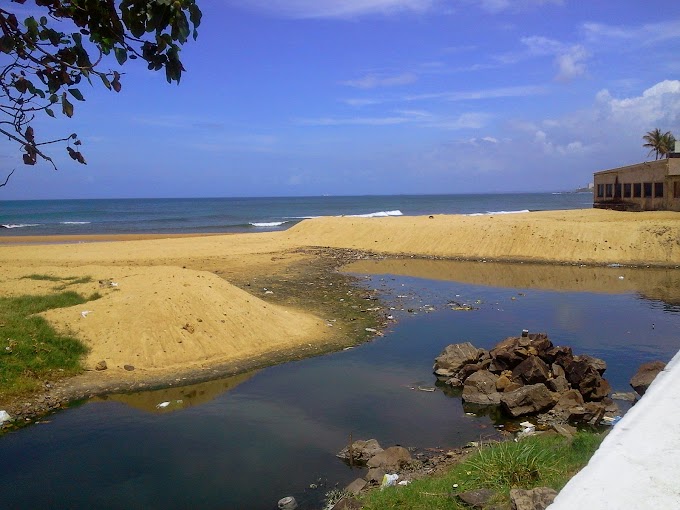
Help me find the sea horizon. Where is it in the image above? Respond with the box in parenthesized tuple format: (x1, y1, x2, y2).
(1, 192, 594, 237)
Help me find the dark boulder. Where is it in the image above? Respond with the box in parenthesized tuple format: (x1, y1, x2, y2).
(462, 370, 502, 405)
(337, 439, 383, 464)
(630, 360, 666, 396)
(563, 358, 610, 401)
(458, 359, 493, 382)
(457, 488, 496, 509)
(573, 354, 607, 375)
(500, 384, 558, 418)
(512, 356, 551, 385)
(544, 346, 573, 366)
(366, 446, 412, 471)
(546, 375, 570, 393)
(510, 487, 557, 510)
(434, 342, 482, 377)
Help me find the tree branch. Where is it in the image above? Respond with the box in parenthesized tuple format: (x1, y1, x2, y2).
(0, 168, 15, 187)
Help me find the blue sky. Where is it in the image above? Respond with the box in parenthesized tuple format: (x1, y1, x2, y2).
(2, 0, 680, 199)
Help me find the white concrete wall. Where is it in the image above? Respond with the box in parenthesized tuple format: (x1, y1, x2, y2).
(548, 350, 680, 509)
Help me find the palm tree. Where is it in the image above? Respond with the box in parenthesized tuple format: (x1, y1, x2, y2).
(643, 128, 676, 160)
(659, 131, 676, 158)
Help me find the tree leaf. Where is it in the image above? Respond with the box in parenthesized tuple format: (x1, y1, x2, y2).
(62, 94, 74, 117)
(114, 47, 127, 65)
(45, 108, 55, 118)
(68, 88, 85, 101)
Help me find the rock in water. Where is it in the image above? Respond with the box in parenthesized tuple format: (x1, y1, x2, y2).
(433, 342, 481, 377)
(501, 384, 558, 418)
(462, 370, 501, 405)
(366, 446, 412, 471)
(630, 360, 666, 396)
(336, 439, 383, 464)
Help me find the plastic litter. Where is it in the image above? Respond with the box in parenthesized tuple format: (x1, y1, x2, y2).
(277, 496, 297, 510)
(602, 415, 622, 426)
(381, 473, 399, 489)
(80, 310, 92, 318)
(156, 401, 170, 409)
(516, 421, 536, 440)
(398, 480, 410, 486)
(0, 410, 11, 425)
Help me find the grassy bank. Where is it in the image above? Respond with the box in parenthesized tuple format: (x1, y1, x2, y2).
(359, 432, 603, 509)
(0, 283, 98, 404)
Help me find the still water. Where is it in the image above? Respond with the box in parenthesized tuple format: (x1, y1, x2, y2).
(1, 262, 679, 509)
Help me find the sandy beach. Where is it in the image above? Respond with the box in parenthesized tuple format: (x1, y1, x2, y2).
(1, 208, 679, 398)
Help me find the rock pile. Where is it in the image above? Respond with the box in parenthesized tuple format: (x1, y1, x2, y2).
(433, 332, 619, 424)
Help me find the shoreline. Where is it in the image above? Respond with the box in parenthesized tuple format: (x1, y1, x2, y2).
(0, 232, 226, 244)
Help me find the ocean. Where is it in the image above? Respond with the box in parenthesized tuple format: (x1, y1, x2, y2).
(0, 193, 593, 236)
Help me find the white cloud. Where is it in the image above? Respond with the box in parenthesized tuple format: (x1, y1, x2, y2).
(404, 84, 546, 101)
(555, 45, 588, 81)
(341, 98, 384, 107)
(596, 80, 680, 126)
(296, 110, 490, 130)
(235, 0, 435, 19)
(521, 35, 564, 56)
(342, 72, 417, 89)
(478, 0, 563, 13)
(582, 19, 680, 46)
(515, 37, 589, 81)
(297, 116, 411, 126)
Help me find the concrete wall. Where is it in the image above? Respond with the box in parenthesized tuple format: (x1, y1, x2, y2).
(593, 159, 680, 211)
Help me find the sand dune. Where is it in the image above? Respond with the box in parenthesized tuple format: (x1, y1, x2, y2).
(286, 209, 680, 266)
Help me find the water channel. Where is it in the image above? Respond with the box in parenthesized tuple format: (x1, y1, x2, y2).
(1, 260, 679, 509)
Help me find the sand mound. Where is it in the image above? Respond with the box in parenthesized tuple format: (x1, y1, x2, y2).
(39, 265, 327, 374)
(287, 209, 680, 266)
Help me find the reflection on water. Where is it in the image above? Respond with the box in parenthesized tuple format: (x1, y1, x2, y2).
(343, 258, 680, 304)
(1, 261, 679, 509)
(93, 371, 257, 413)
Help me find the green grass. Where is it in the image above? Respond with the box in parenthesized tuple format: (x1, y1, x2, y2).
(359, 432, 604, 510)
(22, 274, 65, 282)
(0, 292, 94, 400)
(22, 274, 94, 291)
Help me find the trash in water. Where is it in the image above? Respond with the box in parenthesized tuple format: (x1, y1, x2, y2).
(381, 473, 399, 489)
(602, 415, 622, 426)
(277, 496, 298, 509)
(156, 401, 170, 409)
(516, 421, 536, 440)
(0, 410, 11, 425)
(417, 386, 436, 392)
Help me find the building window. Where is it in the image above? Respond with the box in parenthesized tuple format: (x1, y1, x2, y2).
(633, 183, 642, 198)
(654, 182, 664, 198)
(614, 183, 622, 198)
(675, 181, 680, 199)
(605, 184, 613, 197)
(623, 183, 632, 198)
(597, 184, 604, 198)
(644, 182, 653, 198)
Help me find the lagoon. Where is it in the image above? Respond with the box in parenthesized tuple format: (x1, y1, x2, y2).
(1, 261, 678, 509)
